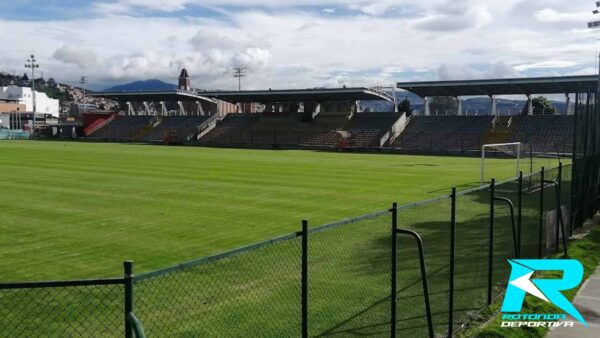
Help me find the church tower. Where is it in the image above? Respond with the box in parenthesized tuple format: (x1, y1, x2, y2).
(178, 68, 191, 91)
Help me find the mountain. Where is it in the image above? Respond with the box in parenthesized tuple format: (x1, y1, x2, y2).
(102, 79, 177, 92)
(361, 92, 567, 115)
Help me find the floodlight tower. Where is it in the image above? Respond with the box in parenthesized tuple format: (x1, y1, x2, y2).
(588, 1, 600, 94)
(80, 76, 88, 114)
(233, 67, 247, 91)
(24, 54, 40, 136)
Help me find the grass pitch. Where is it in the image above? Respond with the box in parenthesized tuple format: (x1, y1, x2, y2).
(0, 141, 525, 281)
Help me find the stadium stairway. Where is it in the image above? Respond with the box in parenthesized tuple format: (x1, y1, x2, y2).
(482, 116, 517, 145)
(84, 114, 115, 136)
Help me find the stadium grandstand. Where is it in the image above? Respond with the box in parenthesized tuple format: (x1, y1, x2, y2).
(87, 75, 590, 155)
(90, 86, 401, 147)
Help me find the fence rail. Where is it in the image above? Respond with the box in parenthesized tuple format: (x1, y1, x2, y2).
(0, 163, 579, 337)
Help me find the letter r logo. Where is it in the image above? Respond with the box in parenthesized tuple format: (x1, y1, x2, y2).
(501, 259, 586, 326)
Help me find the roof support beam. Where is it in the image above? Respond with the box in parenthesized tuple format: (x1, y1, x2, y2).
(527, 95, 533, 116)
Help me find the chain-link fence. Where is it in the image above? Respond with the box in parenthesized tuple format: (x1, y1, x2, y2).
(0, 164, 577, 337)
(572, 91, 600, 229)
(134, 234, 302, 337)
(0, 279, 124, 338)
(308, 211, 391, 337)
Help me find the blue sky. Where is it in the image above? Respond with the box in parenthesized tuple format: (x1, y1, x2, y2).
(1, 0, 599, 90)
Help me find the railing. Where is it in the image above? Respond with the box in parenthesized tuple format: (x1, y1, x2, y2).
(384, 112, 409, 146)
(194, 113, 221, 140)
(84, 114, 116, 136)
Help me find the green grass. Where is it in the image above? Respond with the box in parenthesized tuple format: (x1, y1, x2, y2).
(460, 224, 600, 338)
(0, 140, 523, 281)
(0, 140, 570, 337)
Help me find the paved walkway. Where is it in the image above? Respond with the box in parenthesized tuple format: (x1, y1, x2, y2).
(548, 267, 600, 337)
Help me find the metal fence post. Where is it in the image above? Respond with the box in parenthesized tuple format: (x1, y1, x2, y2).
(448, 188, 456, 337)
(539, 167, 545, 259)
(518, 171, 523, 255)
(301, 220, 308, 338)
(396, 229, 435, 338)
(124, 261, 134, 338)
(557, 163, 569, 257)
(488, 179, 495, 305)
(556, 164, 562, 251)
(391, 203, 398, 338)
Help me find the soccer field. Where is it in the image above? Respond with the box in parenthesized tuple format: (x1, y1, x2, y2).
(0, 141, 523, 281)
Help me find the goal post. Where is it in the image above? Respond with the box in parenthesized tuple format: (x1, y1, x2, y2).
(481, 142, 522, 185)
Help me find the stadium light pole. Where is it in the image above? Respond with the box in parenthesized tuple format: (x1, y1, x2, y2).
(233, 67, 247, 91)
(80, 76, 88, 114)
(588, 2, 600, 95)
(24, 54, 40, 136)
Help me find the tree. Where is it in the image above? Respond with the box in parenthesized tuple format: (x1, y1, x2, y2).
(522, 96, 556, 115)
(429, 96, 458, 115)
(398, 98, 411, 113)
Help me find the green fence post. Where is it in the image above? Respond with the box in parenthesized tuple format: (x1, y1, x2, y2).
(395, 229, 435, 338)
(488, 179, 495, 305)
(124, 261, 134, 338)
(391, 203, 398, 338)
(518, 171, 523, 256)
(301, 220, 308, 338)
(448, 188, 456, 337)
(556, 164, 562, 251)
(557, 163, 569, 257)
(539, 167, 545, 259)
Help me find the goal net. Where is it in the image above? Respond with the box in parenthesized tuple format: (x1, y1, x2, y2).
(525, 144, 568, 175)
(481, 142, 521, 185)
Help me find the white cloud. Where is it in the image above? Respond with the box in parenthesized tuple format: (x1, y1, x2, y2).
(52, 45, 98, 69)
(436, 62, 519, 81)
(515, 60, 579, 71)
(1, 0, 598, 90)
(534, 8, 590, 23)
(413, 0, 493, 32)
(93, 0, 193, 14)
(233, 48, 272, 70)
(352, 0, 403, 16)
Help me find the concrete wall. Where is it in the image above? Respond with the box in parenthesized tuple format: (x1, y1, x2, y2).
(0, 102, 26, 113)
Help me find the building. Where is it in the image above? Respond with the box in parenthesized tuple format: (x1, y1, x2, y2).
(178, 68, 191, 91)
(0, 101, 26, 114)
(0, 86, 60, 117)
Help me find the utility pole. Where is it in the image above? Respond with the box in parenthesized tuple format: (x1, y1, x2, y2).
(24, 54, 40, 136)
(588, 4, 600, 96)
(80, 76, 88, 114)
(233, 67, 247, 91)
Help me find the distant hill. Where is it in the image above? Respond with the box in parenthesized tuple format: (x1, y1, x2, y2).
(103, 79, 177, 92)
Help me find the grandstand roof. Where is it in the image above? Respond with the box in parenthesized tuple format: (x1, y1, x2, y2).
(89, 90, 216, 103)
(200, 87, 395, 103)
(396, 75, 598, 97)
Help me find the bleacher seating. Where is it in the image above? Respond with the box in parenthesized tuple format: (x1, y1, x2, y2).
(393, 116, 494, 152)
(347, 113, 400, 147)
(85, 111, 574, 155)
(510, 115, 574, 154)
(200, 112, 401, 148)
(201, 114, 261, 144)
(89, 116, 154, 142)
(144, 116, 209, 143)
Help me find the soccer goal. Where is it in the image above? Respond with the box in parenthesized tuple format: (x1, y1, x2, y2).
(481, 142, 522, 185)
